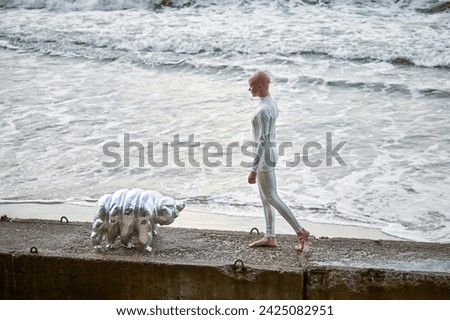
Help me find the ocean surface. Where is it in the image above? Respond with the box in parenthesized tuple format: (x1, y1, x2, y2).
(1, 0, 449, 243)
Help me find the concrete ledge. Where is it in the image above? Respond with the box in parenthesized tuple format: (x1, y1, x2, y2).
(306, 266, 450, 299)
(0, 253, 14, 299)
(5, 254, 302, 299)
(0, 219, 449, 299)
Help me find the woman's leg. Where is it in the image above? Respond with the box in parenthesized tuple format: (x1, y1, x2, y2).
(258, 169, 302, 233)
(257, 169, 310, 251)
(257, 181, 276, 237)
(248, 171, 278, 247)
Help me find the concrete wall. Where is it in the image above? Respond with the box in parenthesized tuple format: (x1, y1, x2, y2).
(306, 266, 450, 300)
(1, 252, 449, 299)
(0, 253, 303, 299)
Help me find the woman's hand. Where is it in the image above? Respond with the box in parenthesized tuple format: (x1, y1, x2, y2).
(248, 171, 257, 184)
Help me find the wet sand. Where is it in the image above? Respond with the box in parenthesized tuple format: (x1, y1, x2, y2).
(0, 202, 398, 241)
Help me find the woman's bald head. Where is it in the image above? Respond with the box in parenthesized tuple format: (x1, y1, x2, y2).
(248, 71, 271, 97)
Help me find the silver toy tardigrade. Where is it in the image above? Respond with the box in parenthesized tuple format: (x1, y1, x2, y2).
(90, 189, 185, 252)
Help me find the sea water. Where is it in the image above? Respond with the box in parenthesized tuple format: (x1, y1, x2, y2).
(0, 0, 449, 243)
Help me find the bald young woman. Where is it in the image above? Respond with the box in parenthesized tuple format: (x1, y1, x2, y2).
(247, 71, 310, 251)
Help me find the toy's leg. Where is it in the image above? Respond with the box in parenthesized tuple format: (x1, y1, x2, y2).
(106, 215, 120, 250)
(152, 224, 160, 236)
(91, 218, 106, 251)
(120, 208, 135, 249)
(91, 195, 113, 251)
(137, 218, 153, 252)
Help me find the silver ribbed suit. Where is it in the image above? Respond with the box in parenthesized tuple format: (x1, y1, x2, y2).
(251, 95, 303, 237)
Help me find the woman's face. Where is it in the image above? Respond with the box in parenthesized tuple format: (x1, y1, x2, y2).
(248, 79, 262, 97)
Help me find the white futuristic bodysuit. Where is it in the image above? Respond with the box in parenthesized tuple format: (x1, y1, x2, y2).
(252, 95, 303, 237)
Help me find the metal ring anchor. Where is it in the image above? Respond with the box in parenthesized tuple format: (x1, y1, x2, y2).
(250, 227, 260, 235)
(60, 216, 69, 223)
(30, 247, 38, 254)
(233, 259, 247, 272)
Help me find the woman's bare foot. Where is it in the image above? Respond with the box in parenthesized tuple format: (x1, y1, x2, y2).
(295, 229, 310, 251)
(249, 236, 277, 248)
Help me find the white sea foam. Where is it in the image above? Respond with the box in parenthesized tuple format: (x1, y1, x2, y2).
(0, 1, 449, 68)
